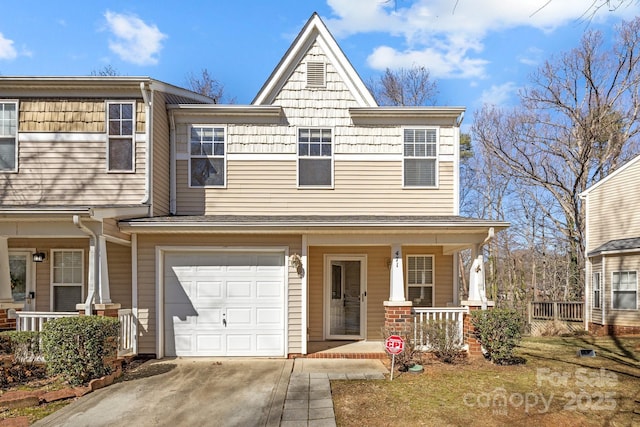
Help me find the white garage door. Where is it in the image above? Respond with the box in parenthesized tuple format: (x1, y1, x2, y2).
(163, 251, 285, 357)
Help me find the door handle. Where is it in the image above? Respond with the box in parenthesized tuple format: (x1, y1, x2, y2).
(223, 313, 227, 327)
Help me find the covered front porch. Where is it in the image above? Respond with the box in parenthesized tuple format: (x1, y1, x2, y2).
(301, 217, 508, 357)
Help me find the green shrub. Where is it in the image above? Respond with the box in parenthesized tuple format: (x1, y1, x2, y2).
(382, 323, 421, 371)
(421, 319, 463, 363)
(42, 316, 119, 385)
(471, 308, 523, 364)
(2, 331, 42, 364)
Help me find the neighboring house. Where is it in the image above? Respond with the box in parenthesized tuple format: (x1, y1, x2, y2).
(581, 154, 640, 335)
(0, 13, 508, 358)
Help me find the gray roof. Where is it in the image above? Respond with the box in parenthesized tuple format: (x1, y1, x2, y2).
(588, 237, 640, 256)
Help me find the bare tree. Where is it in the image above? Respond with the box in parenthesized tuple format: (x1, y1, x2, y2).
(473, 17, 640, 298)
(186, 69, 234, 103)
(367, 65, 438, 106)
(90, 65, 120, 76)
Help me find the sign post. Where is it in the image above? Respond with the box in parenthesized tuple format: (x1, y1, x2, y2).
(384, 335, 405, 381)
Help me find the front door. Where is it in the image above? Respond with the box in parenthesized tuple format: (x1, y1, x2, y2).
(9, 252, 35, 311)
(325, 255, 366, 339)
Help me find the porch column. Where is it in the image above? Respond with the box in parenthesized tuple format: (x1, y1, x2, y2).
(98, 235, 111, 304)
(467, 244, 486, 305)
(389, 244, 405, 302)
(0, 237, 13, 302)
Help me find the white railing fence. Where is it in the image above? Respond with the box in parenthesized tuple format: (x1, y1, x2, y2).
(412, 307, 468, 351)
(12, 309, 137, 357)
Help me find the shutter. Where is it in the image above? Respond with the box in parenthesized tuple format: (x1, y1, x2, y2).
(306, 62, 326, 88)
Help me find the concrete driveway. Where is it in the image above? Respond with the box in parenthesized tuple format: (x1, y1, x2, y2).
(33, 358, 292, 427)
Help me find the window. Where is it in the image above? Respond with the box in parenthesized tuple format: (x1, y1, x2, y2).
(407, 255, 434, 307)
(0, 101, 17, 172)
(593, 272, 601, 309)
(107, 102, 134, 172)
(404, 128, 437, 187)
(298, 128, 332, 187)
(190, 126, 225, 187)
(51, 250, 83, 312)
(612, 271, 637, 310)
(306, 61, 326, 87)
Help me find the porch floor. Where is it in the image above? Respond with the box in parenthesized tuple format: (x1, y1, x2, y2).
(306, 340, 386, 359)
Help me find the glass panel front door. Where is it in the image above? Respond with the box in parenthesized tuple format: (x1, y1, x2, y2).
(327, 257, 365, 339)
(9, 252, 34, 310)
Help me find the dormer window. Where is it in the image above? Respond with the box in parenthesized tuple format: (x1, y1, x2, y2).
(107, 101, 135, 172)
(306, 61, 326, 88)
(0, 101, 17, 172)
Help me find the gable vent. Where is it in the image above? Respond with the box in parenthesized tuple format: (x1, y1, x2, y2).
(306, 61, 326, 88)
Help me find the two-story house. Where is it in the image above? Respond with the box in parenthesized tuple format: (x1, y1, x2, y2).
(1, 13, 508, 358)
(581, 154, 640, 335)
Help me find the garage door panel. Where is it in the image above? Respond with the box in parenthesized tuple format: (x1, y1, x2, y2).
(164, 251, 285, 357)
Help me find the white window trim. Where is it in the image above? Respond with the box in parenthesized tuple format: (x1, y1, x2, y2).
(402, 127, 439, 189)
(188, 125, 227, 189)
(50, 249, 84, 312)
(611, 270, 638, 311)
(106, 100, 136, 173)
(0, 99, 19, 173)
(296, 127, 334, 189)
(406, 254, 435, 307)
(592, 271, 601, 310)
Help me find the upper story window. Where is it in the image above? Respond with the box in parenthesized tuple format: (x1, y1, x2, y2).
(190, 126, 225, 187)
(612, 271, 637, 310)
(407, 255, 434, 307)
(107, 101, 135, 172)
(298, 128, 332, 187)
(404, 128, 437, 187)
(0, 101, 18, 172)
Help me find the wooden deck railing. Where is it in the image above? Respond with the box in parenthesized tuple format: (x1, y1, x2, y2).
(412, 307, 468, 350)
(529, 301, 584, 322)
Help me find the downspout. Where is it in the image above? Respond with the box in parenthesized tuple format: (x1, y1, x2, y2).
(140, 82, 153, 212)
(73, 215, 97, 315)
(169, 109, 177, 214)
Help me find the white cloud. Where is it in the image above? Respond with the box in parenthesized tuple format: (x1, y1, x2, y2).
(325, 0, 640, 78)
(518, 47, 544, 66)
(0, 33, 17, 60)
(104, 11, 167, 66)
(479, 82, 519, 106)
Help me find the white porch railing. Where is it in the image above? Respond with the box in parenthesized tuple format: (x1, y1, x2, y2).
(14, 311, 79, 332)
(13, 310, 137, 357)
(117, 309, 137, 357)
(412, 307, 468, 351)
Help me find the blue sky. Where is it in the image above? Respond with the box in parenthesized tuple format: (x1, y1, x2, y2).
(0, 0, 638, 128)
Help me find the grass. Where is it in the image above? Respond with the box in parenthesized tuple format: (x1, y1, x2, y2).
(332, 335, 640, 427)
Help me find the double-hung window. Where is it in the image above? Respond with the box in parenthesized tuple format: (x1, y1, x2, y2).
(592, 272, 601, 309)
(298, 128, 332, 187)
(612, 271, 637, 310)
(404, 128, 437, 187)
(407, 255, 434, 307)
(0, 101, 18, 172)
(190, 126, 225, 187)
(107, 101, 135, 172)
(51, 250, 83, 312)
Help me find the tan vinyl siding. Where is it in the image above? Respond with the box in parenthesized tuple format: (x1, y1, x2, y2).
(1, 138, 146, 205)
(175, 159, 455, 215)
(586, 158, 640, 251)
(151, 91, 171, 215)
(106, 242, 132, 308)
(103, 219, 131, 243)
(135, 234, 302, 355)
(19, 99, 145, 133)
(602, 253, 640, 326)
(8, 238, 89, 311)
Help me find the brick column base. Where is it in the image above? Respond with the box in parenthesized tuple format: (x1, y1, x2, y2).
(383, 301, 413, 336)
(461, 301, 494, 357)
(77, 303, 122, 318)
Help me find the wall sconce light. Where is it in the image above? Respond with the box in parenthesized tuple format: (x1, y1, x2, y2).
(386, 258, 392, 270)
(32, 252, 46, 263)
(290, 254, 305, 278)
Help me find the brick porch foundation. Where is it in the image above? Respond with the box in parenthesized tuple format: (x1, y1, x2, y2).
(588, 322, 640, 336)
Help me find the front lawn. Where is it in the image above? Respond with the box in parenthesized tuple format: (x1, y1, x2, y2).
(332, 335, 640, 427)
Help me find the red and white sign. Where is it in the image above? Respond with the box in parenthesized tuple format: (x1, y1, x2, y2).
(384, 335, 405, 355)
